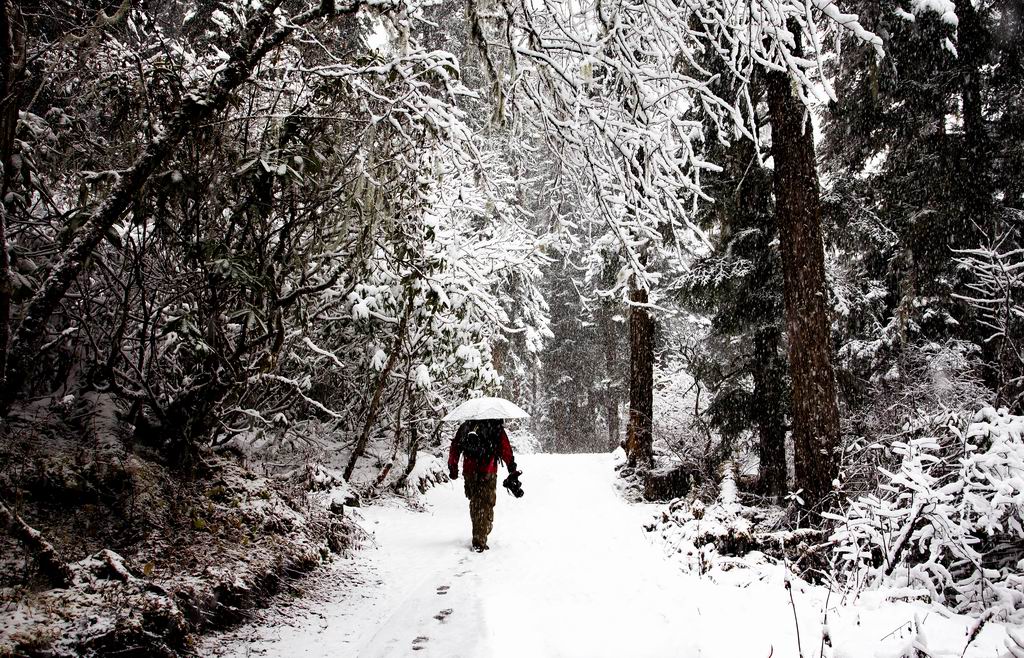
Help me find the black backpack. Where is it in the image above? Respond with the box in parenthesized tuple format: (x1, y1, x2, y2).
(461, 420, 500, 462)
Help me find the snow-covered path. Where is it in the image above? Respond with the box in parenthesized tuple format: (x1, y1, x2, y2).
(352, 453, 702, 658)
(207, 453, 1013, 658)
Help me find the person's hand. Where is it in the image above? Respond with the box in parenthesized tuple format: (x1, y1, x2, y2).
(449, 466, 458, 480)
(503, 469, 524, 498)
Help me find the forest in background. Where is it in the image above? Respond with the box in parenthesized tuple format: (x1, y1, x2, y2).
(0, 0, 1022, 654)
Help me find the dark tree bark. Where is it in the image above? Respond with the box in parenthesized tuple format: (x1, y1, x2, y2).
(625, 280, 654, 468)
(955, 0, 990, 185)
(712, 131, 789, 498)
(373, 376, 411, 488)
(397, 417, 420, 488)
(949, 0, 993, 254)
(752, 325, 787, 498)
(765, 70, 842, 510)
(951, 0, 1009, 402)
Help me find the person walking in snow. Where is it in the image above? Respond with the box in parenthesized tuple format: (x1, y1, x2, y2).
(448, 419, 520, 552)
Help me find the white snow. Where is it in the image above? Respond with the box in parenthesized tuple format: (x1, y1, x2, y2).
(910, 0, 959, 26)
(415, 364, 432, 389)
(206, 454, 1017, 658)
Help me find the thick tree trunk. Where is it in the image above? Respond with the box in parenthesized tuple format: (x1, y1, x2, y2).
(951, 0, 992, 252)
(951, 0, 1007, 401)
(625, 280, 654, 468)
(752, 326, 787, 498)
(0, 195, 9, 400)
(604, 392, 620, 451)
(765, 70, 841, 510)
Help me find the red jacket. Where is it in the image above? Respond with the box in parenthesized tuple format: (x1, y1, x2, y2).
(448, 426, 515, 476)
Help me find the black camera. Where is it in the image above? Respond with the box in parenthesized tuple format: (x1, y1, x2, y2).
(503, 470, 524, 498)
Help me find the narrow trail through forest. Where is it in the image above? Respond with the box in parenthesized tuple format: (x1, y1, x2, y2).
(206, 454, 982, 658)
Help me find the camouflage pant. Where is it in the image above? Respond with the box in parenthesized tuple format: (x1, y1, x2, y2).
(463, 472, 497, 547)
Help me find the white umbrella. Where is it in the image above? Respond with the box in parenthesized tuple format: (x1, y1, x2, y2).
(442, 396, 530, 422)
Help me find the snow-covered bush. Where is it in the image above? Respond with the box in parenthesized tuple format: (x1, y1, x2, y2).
(829, 407, 1024, 622)
(393, 452, 451, 497)
(954, 219, 1024, 409)
(654, 353, 711, 452)
(647, 464, 821, 576)
(650, 319, 725, 484)
(838, 340, 992, 497)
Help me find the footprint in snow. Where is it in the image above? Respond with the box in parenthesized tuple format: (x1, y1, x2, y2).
(434, 608, 453, 622)
(412, 636, 429, 651)
(436, 585, 450, 595)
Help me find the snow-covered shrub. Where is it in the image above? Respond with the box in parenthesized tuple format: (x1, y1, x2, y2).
(838, 340, 992, 497)
(649, 465, 751, 574)
(647, 464, 820, 576)
(829, 407, 1024, 622)
(649, 324, 725, 494)
(954, 218, 1024, 409)
(393, 452, 450, 497)
(654, 355, 711, 455)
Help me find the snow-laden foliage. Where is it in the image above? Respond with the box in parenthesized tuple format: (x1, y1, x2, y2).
(954, 218, 1024, 409)
(647, 463, 820, 575)
(222, 138, 551, 447)
(470, 0, 884, 290)
(650, 317, 724, 484)
(506, 427, 542, 455)
(829, 407, 1024, 623)
(3, 0, 890, 472)
(836, 340, 992, 497)
(3, 0, 552, 474)
(654, 353, 709, 451)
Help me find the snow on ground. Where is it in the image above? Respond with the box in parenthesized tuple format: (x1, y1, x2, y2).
(205, 454, 1016, 658)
